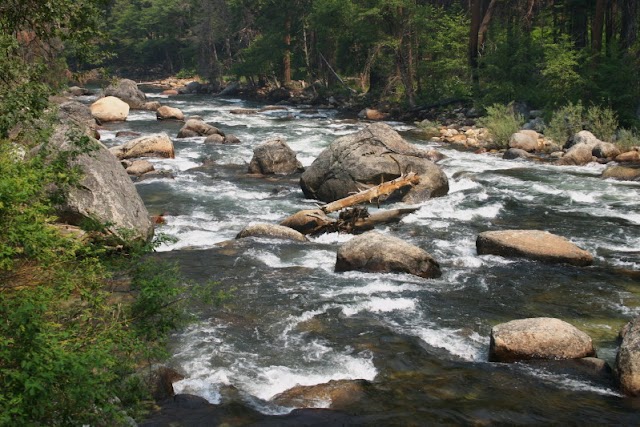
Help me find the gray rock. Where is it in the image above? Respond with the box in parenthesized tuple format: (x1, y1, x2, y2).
(104, 78, 147, 109)
(49, 124, 153, 242)
(110, 133, 175, 160)
(489, 317, 595, 362)
(300, 123, 449, 204)
(602, 165, 640, 181)
(224, 134, 241, 144)
(557, 143, 596, 166)
(126, 160, 155, 176)
(509, 131, 539, 152)
(592, 141, 621, 159)
(476, 230, 593, 266)
(335, 231, 441, 279)
(248, 138, 304, 175)
(177, 119, 223, 138)
(503, 148, 533, 160)
(236, 223, 308, 242)
(617, 316, 640, 395)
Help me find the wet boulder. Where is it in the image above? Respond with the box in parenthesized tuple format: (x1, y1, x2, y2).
(236, 223, 308, 242)
(616, 316, 640, 395)
(177, 119, 224, 138)
(104, 78, 147, 109)
(110, 133, 175, 160)
(272, 379, 370, 409)
(476, 230, 593, 266)
(335, 231, 441, 279)
(204, 134, 225, 144)
(49, 124, 153, 242)
(602, 165, 640, 181)
(489, 318, 596, 362)
(592, 141, 621, 159)
(280, 209, 336, 235)
(557, 143, 596, 166)
(503, 148, 533, 160)
(90, 96, 129, 123)
(156, 105, 185, 121)
(126, 159, 155, 177)
(300, 123, 449, 204)
(224, 134, 241, 144)
(358, 108, 389, 121)
(616, 150, 640, 163)
(248, 138, 304, 175)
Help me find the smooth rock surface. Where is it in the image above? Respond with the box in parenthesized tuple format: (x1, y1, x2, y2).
(617, 316, 640, 396)
(476, 230, 593, 266)
(489, 317, 595, 362)
(335, 231, 441, 278)
(236, 223, 308, 242)
(90, 96, 129, 123)
(248, 138, 304, 175)
(110, 133, 175, 160)
(104, 78, 147, 109)
(156, 105, 185, 121)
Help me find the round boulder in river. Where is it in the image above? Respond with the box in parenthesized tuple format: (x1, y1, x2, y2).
(236, 223, 308, 242)
(300, 123, 448, 204)
(489, 317, 596, 362)
(177, 119, 224, 138)
(90, 96, 129, 123)
(248, 138, 304, 175)
(476, 230, 593, 266)
(616, 316, 640, 396)
(335, 231, 441, 279)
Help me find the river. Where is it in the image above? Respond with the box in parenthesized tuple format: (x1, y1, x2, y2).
(96, 91, 640, 425)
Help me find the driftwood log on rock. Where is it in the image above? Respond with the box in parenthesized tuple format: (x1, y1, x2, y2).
(321, 173, 420, 213)
(282, 174, 420, 236)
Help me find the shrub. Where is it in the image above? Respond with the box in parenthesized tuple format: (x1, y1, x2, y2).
(477, 103, 525, 148)
(545, 101, 584, 145)
(615, 129, 640, 152)
(585, 105, 618, 142)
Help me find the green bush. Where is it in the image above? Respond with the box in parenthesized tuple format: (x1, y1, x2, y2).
(477, 103, 525, 148)
(615, 129, 640, 152)
(545, 101, 584, 145)
(585, 105, 618, 142)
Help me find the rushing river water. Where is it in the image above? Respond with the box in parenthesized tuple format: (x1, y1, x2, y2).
(96, 91, 640, 425)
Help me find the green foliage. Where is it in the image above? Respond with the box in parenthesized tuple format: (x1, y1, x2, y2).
(545, 101, 585, 145)
(615, 129, 640, 152)
(540, 35, 585, 107)
(477, 103, 525, 148)
(585, 105, 618, 142)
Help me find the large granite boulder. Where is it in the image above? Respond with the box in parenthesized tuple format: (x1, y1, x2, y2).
(49, 124, 153, 242)
(558, 131, 619, 165)
(476, 230, 593, 266)
(90, 96, 129, 123)
(156, 105, 185, 121)
(509, 130, 540, 152)
(110, 133, 175, 160)
(248, 138, 304, 175)
(104, 78, 147, 109)
(335, 231, 441, 279)
(616, 150, 640, 163)
(489, 317, 595, 362)
(616, 316, 640, 396)
(177, 119, 224, 138)
(236, 223, 308, 242)
(300, 123, 448, 204)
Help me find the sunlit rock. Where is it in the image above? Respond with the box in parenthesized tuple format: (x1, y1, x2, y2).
(177, 118, 224, 138)
(110, 133, 175, 160)
(156, 105, 185, 121)
(90, 96, 129, 123)
(476, 230, 593, 266)
(272, 379, 370, 409)
(489, 318, 595, 362)
(236, 223, 308, 242)
(335, 231, 441, 279)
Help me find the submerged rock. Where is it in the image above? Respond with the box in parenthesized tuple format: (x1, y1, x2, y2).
(272, 379, 370, 409)
(476, 230, 593, 266)
(489, 317, 595, 362)
(248, 138, 304, 175)
(236, 223, 308, 242)
(503, 148, 533, 160)
(335, 231, 441, 278)
(300, 123, 448, 204)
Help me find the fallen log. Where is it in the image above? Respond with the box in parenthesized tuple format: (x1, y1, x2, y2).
(351, 207, 420, 232)
(321, 173, 420, 214)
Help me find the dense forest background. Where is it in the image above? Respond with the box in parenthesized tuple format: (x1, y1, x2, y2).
(81, 0, 640, 126)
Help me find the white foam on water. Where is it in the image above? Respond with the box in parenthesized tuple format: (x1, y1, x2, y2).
(341, 297, 417, 317)
(519, 365, 622, 397)
(567, 191, 597, 204)
(150, 157, 200, 172)
(531, 183, 563, 196)
(448, 177, 482, 193)
(310, 232, 355, 244)
(321, 280, 423, 298)
(410, 325, 488, 361)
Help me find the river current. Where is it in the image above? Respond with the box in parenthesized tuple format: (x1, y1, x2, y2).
(96, 91, 640, 424)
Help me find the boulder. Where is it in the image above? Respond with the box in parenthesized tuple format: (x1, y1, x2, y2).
(271, 379, 370, 409)
(156, 106, 185, 121)
(503, 148, 533, 160)
(104, 78, 147, 109)
(592, 142, 621, 159)
(67, 86, 91, 96)
(616, 316, 640, 395)
(489, 318, 595, 362)
(49, 124, 153, 242)
(90, 96, 129, 123)
(509, 131, 540, 152)
(280, 209, 336, 235)
(602, 165, 640, 181)
(141, 101, 162, 111)
(58, 101, 97, 131)
(358, 108, 388, 121)
(110, 133, 175, 160)
(230, 108, 258, 115)
(565, 130, 600, 150)
(204, 134, 225, 144)
(126, 160, 155, 176)
(616, 150, 640, 163)
(300, 123, 449, 204)
(335, 231, 441, 279)
(161, 89, 179, 96)
(177, 119, 223, 138)
(130, 364, 184, 402)
(115, 131, 141, 138)
(236, 223, 308, 242)
(557, 143, 596, 166)
(224, 134, 241, 144)
(248, 138, 304, 175)
(476, 230, 593, 266)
